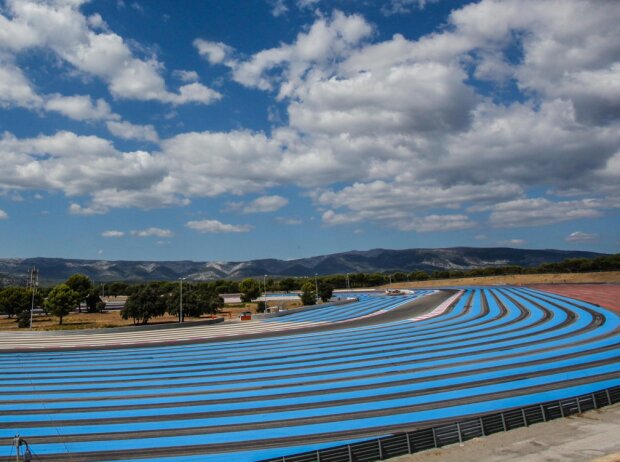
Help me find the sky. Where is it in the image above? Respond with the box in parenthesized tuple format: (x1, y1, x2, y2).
(0, 0, 619, 262)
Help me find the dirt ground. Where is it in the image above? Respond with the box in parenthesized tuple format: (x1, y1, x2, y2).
(390, 404, 620, 462)
(389, 271, 620, 289)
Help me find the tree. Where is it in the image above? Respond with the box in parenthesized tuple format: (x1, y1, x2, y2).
(279, 278, 297, 293)
(317, 282, 334, 302)
(239, 278, 261, 303)
(121, 284, 166, 325)
(300, 281, 316, 306)
(45, 284, 80, 325)
(0, 287, 32, 318)
(65, 274, 92, 313)
(85, 292, 106, 313)
(167, 283, 224, 319)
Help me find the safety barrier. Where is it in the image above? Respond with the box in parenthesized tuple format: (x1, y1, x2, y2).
(260, 385, 620, 462)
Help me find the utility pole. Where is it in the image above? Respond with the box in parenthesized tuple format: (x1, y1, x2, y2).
(263, 274, 267, 310)
(178, 277, 186, 323)
(315, 273, 319, 302)
(29, 268, 38, 330)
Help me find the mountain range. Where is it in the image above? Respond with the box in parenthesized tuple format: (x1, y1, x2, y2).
(0, 247, 605, 285)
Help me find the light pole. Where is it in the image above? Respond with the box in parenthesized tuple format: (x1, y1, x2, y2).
(346, 273, 350, 291)
(263, 274, 267, 310)
(388, 274, 392, 286)
(29, 268, 38, 330)
(179, 277, 187, 323)
(314, 273, 319, 302)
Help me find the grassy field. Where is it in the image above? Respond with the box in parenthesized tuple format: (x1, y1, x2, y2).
(388, 271, 620, 288)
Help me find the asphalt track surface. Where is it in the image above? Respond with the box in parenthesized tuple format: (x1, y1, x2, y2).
(0, 287, 618, 462)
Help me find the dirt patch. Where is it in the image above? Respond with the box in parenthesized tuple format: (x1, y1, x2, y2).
(389, 404, 620, 462)
(389, 271, 620, 289)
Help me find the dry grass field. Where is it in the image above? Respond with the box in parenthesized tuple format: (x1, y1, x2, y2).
(0, 299, 305, 331)
(389, 271, 620, 289)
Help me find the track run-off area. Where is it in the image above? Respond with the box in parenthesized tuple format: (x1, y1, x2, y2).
(0, 287, 619, 461)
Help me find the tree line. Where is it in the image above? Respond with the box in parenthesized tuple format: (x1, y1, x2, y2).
(1, 253, 617, 326)
(0, 274, 105, 327)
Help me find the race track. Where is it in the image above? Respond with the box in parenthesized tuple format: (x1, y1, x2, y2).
(0, 287, 618, 461)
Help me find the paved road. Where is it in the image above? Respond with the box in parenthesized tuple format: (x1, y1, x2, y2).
(0, 287, 618, 461)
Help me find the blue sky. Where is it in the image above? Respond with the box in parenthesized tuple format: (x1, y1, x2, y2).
(0, 0, 618, 262)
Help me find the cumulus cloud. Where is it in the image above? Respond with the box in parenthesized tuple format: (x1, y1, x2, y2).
(186, 219, 252, 233)
(232, 195, 289, 213)
(106, 121, 159, 143)
(0, 0, 619, 237)
(45, 94, 116, 121)
(173, 70, 199, 82)
(381, 0, 438, 16)
(193, 39, 234, 65)
(130, 227, 174, 238)
(277, 216, 303, 225)
(566, 231, 598, 243)
(69, 203, 107, 215)
(0, 59, 42, 108)
(488, 198, 605, 228)
(0, 0, 220, 106)
(101, 230, 124, 238)
(498, 239, 526, 246)
(0, 209, 8, 219)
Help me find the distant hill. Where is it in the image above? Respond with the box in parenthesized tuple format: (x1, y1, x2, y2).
(0, 247, 606, 285)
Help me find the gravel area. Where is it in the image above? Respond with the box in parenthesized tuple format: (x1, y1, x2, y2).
(389, 404, 620, 462)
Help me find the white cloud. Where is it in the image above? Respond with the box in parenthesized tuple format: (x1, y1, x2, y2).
(0, 209, 8, 220)
(489, 198, 604, 228)
(234, 195, 289, 213)
(166, 82, 222, 106)
(269, 0, 288, 17)
(381, 0, 438, 16)
(194, 39, 234, 65)
(130, 227, 174, 238)
(106, 121, 159, 142)
(173, 70, 199, 82)
(102, 230, 124, 238)
(566, 231, 598, 243)
(0, 0, 618, 235)
(0, 0, 221, 106)
(186, 219, 252, 233)
(45, 94, 116, 121)
(498, 239, 526, 246)
(277, 216, 302, 225)
(69, 203, 107, 216)
(0, 60, 42, 108)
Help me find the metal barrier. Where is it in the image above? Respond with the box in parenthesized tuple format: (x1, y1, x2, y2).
(260, 385, 620, 462)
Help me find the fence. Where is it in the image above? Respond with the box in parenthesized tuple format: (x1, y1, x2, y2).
(260, 385, 620, 462)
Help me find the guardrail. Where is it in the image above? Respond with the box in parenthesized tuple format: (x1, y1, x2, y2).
(260, 385, 620, 462)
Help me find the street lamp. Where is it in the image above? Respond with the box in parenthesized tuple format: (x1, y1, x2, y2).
(315, 273, 319, 302)
(263, 274, 267, 310)
(179, 277, 187, 323)
(346, 273, 350, 291)
(29, 268, 38, 330)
